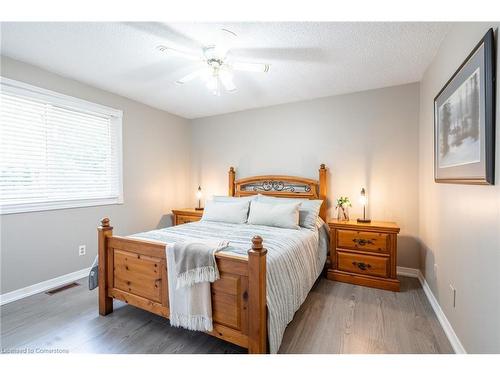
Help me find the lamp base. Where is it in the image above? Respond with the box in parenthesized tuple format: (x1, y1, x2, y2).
(357, 218, 371, 223)
(195, 207, 204, 211)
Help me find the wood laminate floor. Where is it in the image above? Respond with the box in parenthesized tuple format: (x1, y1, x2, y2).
(0, 276, 453, 354)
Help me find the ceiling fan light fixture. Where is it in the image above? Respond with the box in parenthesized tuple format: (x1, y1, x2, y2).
(219, 70, 236, 92)
(157, 30, 269, 96)
(206, 74, 221, 96)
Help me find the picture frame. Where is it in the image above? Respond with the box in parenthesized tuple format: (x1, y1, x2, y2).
(434, 28, 496, 185)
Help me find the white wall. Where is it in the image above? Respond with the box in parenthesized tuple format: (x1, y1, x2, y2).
(0, 56, 192, 294)
(191, 83, 420, 268)
(419, 23, 500, 353)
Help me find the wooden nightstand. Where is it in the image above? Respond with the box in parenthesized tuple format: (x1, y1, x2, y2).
(327, 219, 400, 292)
(172, 208, 203, 226)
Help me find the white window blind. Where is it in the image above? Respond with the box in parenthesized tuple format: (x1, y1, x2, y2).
(0, 77, 123, 214)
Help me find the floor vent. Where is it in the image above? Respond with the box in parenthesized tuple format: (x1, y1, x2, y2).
(45, 282, 80, 295)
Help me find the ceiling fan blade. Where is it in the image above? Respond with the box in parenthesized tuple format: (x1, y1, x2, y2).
(213, 28, 238, 57)
(156, 45, 202, 61)
(176, 69, 205, 84)
(232, 61, 270, 73)
(219, 71, 236, 92)
(219, 28, 238, 40)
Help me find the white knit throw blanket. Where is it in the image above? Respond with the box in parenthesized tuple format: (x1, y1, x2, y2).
(166, 240, 229, 332)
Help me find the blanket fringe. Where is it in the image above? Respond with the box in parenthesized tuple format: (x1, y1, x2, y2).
(176, 266, 219, 289)
(170, 313, 213, 332)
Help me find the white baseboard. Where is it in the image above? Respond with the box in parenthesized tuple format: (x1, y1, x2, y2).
(396, 266, 420, 278)
(417, 271, 467, 354)
(0, 267, 91, 306)
(397, 266, 466, 354)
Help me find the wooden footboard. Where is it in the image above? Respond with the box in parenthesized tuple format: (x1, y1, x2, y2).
(97, 218, 267, 354)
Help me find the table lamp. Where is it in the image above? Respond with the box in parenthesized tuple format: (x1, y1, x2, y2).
(195, 186, 203, 210)
(357, 187, 371, 223)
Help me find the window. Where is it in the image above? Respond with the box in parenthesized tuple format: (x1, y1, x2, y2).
(0, 77, 123, 214)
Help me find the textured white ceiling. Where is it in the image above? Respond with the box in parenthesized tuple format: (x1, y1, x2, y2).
(0, 22, 451, 119)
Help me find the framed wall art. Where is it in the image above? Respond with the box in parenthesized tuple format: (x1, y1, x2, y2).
(434, 28, 496, 184)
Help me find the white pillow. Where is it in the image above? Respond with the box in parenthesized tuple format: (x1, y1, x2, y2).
(213, 195, 257, 203)
(256, 194, 323, 230)
(201, 200, 250, 224)
(247, 201, 301, 229)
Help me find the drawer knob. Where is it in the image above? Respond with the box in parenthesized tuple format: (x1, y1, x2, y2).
(352, 261, 371, 270)
(352, 238, 374, 246)
(154, 278, 162, 288)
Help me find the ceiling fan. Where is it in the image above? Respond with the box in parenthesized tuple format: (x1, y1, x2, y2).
(156, 29, 270, 96)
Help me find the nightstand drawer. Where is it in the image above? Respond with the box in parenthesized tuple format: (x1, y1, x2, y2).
(176, 214, 201, 225)
(328, 219, 399, 291)
(337, 230, 388, 253)
(337, 251, 389, 278)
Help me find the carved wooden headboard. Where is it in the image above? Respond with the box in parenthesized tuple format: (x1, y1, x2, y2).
(228, 164, 328, 221)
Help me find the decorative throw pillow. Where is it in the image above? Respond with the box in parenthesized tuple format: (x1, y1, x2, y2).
(201, 200, 250, 224)
(256, 194, 323, 230)
(247, 201, 301, 229)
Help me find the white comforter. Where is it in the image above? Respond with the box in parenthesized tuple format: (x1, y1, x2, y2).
(133, 220, 328, 353)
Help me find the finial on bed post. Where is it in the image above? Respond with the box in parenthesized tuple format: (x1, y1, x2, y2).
(98, 217, 113, 316)
(248, 235, 267, 353)
(251, 236, 265, 254)
(229, 166, 236, 196)
(100, 217, 110, 228)
(319, 164, 327, 221)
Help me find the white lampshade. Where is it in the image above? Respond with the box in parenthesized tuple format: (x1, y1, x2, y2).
(359, 188, 368, 205)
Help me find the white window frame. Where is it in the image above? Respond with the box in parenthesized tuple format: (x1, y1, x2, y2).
(0, 77, 124, 215)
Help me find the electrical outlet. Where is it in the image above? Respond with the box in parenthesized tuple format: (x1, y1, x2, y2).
(78, 245, 86, 256)
(449, 284, 456, 308)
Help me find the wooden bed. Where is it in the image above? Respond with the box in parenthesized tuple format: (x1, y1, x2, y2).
(98, 164, 327, 354)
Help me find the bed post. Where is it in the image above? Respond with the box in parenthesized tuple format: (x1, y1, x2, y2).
(248, 235, 267, 354)
(319, 164, 327, 221)
(98, 217, 113, 316)
(229, 166, 235, 196)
